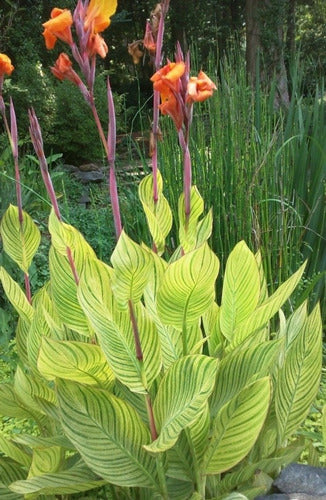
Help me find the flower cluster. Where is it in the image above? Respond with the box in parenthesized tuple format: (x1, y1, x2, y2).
(42, 0, 117, 90)
(151, 56, 216, 131)
(0, 53, 14, 77)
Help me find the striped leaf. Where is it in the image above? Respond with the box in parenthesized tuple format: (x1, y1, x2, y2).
(13, 435, 73, 451)
(26, 285, 64, 373)
(196, 209, 213, 247)
(0, 383, 39, 420)
(48, 209, 95, 258)
(57, 380, 158, 489)
(49, 246, 93, 337)
(0, 436, 31, 468)
(275, 303, 322, 442)
(28, 446, 63, 478)
(38, 338, 115, 391)
(219, 443, 303, 493)
(111, 231, 153, 309)
(204, 377, 271, 474)
(178, 186, 204, 253)
(230, 262, 306, 348)
(203, 302, 223, 358)
(0, 267, 33, 324)
(0, 457, 25, 500)
(157, 243, 219, 329)
(138, 171, 173, 255)
(14, 365, 57, 416)
(220, 241, 260, 342)
(15, 318, 30, 368)
(188, 402, 210, 464)
(9, 460, 106, 497)
(255, 250, 268, 304)
(144, 355, 218, 453)
(96, 302, 161, 393)
(209, 340, 281, 417)
(0, 205, 41, 273)
(78, 259, 161, 393)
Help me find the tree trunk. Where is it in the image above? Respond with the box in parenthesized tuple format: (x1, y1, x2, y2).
(245, 0, 290, 108)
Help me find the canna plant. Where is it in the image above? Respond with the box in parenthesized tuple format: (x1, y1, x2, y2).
(0, 1, 323, 499)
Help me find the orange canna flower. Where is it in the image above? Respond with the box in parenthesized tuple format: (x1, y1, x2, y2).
(51, 53, 81, 86)
(84, 0, 117, 34)
(0, 53, 14, 76)
(42, 8, 73, 49)
(87, 33, 108, 58)
(187, 70, 217, 103)
(151, 62, 186, 130)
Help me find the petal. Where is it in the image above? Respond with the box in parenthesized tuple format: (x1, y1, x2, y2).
(43, 9, 73, 32)
(42, 29, 57, 50)
(85, 0, 117, 33)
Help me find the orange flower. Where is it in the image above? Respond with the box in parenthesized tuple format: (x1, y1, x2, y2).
(187, 70, 217, 103)
(84, 0, 117, 34)
(87, 33, 108, 58)
(0, 53, 14, 76)
(51, 53, 81, 86)
(151, 62, 186, 129)
(42, 8, 73, 49)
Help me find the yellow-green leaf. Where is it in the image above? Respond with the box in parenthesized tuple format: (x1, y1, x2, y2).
(1, 205, 41, 273)
(157, 243, 219, 329)
(111, 230, 153, 309)
(144, 355, 218, 453)
(38, 338, 115, 391)
(204, 377, 271, 474)
(220, 241, 261, 342)
(0, 267, 33, 324)
(178, 186, 204, 253)
(139, 171, 172, 255)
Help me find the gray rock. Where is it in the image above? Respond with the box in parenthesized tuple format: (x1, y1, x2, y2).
(73, 169, 106, 183)
(273, 464, 326, 496)
(255, 494, 289, 500)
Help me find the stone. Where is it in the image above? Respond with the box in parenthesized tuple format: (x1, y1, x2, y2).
(273, 464, 326, 496)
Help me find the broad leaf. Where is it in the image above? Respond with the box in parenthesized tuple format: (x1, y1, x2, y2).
(178, 186, 204, 253)
(38, 338, 115, 391)
(139, 171, 173, 255)
(28, 446, 63, 478)
(0, 267, 33, 324)
(203, 302, 223, 358)
(209, 340, 281, 417)
(230, 262, 306, 348)
(49, 246, 93, 336)
(0, 436, 31, 468)
(78, 261, 161, 393)
(220, 241, 260, 342)
(9, 460, 106, 496)
(111, 230, 153, 309)
(157, 243, 219, 329)
(144, 355, 218, 453)
(57, 380, 158, 489)
(275, 303, 322, 442)
(204, 377, 271, 474)
(0, 205, 41, 273)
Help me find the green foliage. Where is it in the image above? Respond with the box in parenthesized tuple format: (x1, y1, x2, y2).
(0, 177, 322, 498)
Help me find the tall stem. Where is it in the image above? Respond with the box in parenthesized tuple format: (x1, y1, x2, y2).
(178, 129, 192, 228)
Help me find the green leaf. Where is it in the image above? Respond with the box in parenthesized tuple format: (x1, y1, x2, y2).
(0, 205, 41, 273)
(0, 436, 31, 468)
(0, 267, 33, 324)
(0, 456, 25, 500)
(14, 365, 57, 416)
(209, 340, 281, 417)
(230, 261, 306, 348)
(49, 246, 93, 336)
(219, 443, 303, 493)
(28, 446, 63, 478)
(57, 380, 158, 489)
(220, 241, 260, 342)
(0, 383, 37, 420)
(203, 302, 223, 357)
(196, 209, 213, 247)
(144, 355, 218, 453)
(138, 171, 173, 255)
(275, 303, 322, 442)
(38, 338, 115, 391)
(9, 460, 106, 496)
(78, 259, 161, 393)
(204, 377, 271, 474)
(157, 243, 219, 329)
(178, 186, 204, 253)
(48, 209, 95, 258)
(111, 230, 153, 309)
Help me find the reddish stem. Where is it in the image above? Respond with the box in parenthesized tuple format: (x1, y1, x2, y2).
(128, 300, 143, 361)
